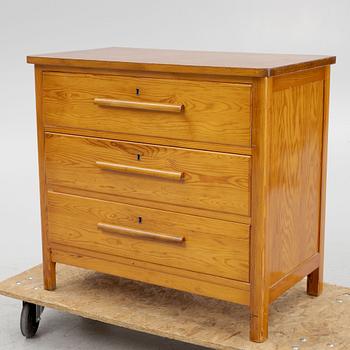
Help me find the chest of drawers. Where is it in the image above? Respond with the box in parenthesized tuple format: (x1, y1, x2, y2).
(27, 47, 335, 342)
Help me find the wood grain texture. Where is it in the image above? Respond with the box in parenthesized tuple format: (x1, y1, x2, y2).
(272, 66, 325, 91)
(27, 47, 336, 77)
(1, 265, 350, 350)
(45, 133, 251, 217)
(49, 242, 250, 291)
(53, 250, 251, 305)
(42, 72, 252, 149)
(47, 191, 250, 282)
(94, 97, 184, 113)
(44, 124, 253, 155)
(48, 184, 251, 224)
(269, 253, 320, 302)
(39, 64, 256, 83)
(95, 161, 184, 181)
(249, 77, 272, 342)
(96, 222, 185, 243)
(307, 66, 331, 297)
(34, 66, 57, 291)
(268, 72, 325, 286)
(28, 48, 335, 344)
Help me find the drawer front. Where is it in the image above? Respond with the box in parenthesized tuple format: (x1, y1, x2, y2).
(45, 133, 251, 217)
(42, 72, 252, 148)
(47, 192, 250, 281)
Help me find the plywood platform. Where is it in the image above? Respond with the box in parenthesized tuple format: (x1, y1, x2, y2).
(0, 265, 349, 350)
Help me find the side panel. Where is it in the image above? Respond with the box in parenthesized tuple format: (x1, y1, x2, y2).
(307, 66, 331, 296)
(34, 66, 56, 290)
(250, 77, 272, 342)
(268, 68, 326, 286)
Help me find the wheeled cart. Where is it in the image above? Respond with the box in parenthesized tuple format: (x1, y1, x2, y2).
(0, 264, 349, 349)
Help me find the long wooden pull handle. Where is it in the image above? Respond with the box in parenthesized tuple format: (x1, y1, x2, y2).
(97, 223, 185, 243)
(96, 161, 184, 181)
(94, 98, 184, 113)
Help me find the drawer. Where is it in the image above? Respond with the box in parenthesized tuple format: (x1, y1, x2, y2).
(45, 133, 251, 217)
(47, 192, 250, 281)
(42, 72, 252, 148)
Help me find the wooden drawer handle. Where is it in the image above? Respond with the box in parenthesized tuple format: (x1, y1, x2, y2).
(96, 161, 184, 181)
(94, 98, 184, 113)
(97, 223, 185, 243)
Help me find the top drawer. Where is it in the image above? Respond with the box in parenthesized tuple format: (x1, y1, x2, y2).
(42, 72, 252, 149)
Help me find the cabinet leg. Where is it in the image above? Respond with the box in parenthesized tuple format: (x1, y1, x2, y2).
(250, 303, 269, 342)
(307, 267, 323, 296)
(43, 260, 56, 291)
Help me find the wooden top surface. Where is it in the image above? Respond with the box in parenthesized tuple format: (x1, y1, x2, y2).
(1, 264, 349, 349)
(27, 47, 336, 77)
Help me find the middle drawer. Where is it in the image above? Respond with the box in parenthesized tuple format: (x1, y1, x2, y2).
(45, 133, 251, 217)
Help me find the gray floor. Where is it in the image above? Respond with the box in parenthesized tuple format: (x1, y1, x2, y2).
(0, 296, 208, 350)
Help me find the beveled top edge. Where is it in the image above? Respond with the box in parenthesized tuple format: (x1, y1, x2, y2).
(27, 47, 336, 77)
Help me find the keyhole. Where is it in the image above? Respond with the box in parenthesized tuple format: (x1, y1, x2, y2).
(136, 154, 141, 161)
(138, 216, 142, 224)
(136, 88, 140, 96)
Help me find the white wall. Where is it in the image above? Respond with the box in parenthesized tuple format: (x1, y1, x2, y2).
(0, 0, 349, 286)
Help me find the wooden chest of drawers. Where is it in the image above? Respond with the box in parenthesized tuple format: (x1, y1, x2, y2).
(27, 47, 335, 342)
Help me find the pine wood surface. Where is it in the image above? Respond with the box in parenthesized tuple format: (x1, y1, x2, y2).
(0, 264, 349, 350)
(51, 249, 250, 305)
(93, 97, 184, 113)
(28, 48, 336, 342)
(34, 66, 56, 291)
(27, 47, 336, 77)
(47, 192, 250, 282)
(246, 65, 330, 341)
(42, 72, 252, 149)
(307, 66, 331, 297)
(249, 76, 272, 341)
(267, 77, 324, 285)
(45, 133, 251, 218)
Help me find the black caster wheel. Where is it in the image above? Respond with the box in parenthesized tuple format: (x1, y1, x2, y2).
(20, 302, 44, 338)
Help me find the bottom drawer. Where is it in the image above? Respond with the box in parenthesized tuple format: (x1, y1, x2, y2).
(47, 192, 250, 282)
